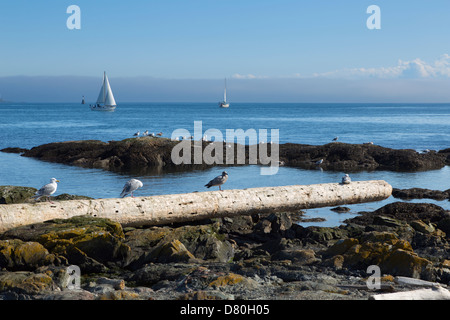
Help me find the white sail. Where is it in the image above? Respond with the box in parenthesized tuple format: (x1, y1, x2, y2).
(95, 72, 116, 107)
(103, 74, 116, 106)
(219, 78, 229, 108)
(96, 73, 106, 104)
(91, 72, 117, 111)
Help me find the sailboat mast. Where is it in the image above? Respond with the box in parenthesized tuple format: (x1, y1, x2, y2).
(224, 78, 227, 102)
(103, 72, 106, 103)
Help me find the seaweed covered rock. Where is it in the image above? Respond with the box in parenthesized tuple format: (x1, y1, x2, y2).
(0, 185, 92, 204)
(322, 231, 433, 279)
(148, 239, 197, 263)
(53, 194, 93, 201)
(0, 186, 37, 204)
(0, 239, 61, 270)
(1, 216, 130, 272)
(0, 271, 55, 295)
(124, 222, 234, 269)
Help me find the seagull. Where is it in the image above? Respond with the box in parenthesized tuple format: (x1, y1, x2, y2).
(341, 174, 351, 184)
(120, 178, 143, 198)
(33, 178, 60, 203)
(205, 171, 228, 191)
(133, 131, 140, 137)
(143, 130, 149, 136)
(332, 137, 339, 142)
(315, 159, 324, 165)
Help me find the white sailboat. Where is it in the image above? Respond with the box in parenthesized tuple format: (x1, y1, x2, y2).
(90, 72, 117, 111)
(219, 78, 229, 108)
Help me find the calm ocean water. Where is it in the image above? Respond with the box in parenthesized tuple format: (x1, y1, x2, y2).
(1, 102, 449, 226)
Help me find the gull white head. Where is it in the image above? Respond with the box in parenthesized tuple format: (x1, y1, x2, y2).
(341, 174, 351, 184)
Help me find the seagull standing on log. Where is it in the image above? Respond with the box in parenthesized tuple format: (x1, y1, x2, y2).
(120, 179, 143, 198)
(205, 171, 228, 191)
(341, 174, 351, 184)
(33, 178, 60, 203)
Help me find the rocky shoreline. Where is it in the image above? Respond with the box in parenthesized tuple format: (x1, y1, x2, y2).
(1, 139, 449, 300)
(2, 137, 449, 172)
(0, 191, 449, 300)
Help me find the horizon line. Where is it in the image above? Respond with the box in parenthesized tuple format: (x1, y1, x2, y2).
(2, 101, 449, 105)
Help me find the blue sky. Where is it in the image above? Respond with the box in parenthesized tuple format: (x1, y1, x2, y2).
(1, 0, 450, 101)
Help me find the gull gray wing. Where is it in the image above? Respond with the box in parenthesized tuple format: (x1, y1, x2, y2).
(205, 173, 228, 188)
(120, 179, 143, 197)
(34, 183, 56, 199)
(120, 181, 133, 197)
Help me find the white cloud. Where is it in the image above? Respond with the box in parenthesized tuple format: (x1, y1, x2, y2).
(308, 54, 450, 79)
(227, 56, 450, 81)
(231, 73, 268, 79)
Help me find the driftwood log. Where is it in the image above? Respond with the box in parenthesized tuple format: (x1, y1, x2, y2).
(371, 286, 450, 300)
(0, 180, 392, 232)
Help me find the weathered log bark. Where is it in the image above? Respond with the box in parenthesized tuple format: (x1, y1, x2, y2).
(0, 180, 392, 233)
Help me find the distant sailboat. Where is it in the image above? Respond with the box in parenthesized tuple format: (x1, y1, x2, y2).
(90, 72, 117, 111)
(219, 78, 229, 108)
(81, 96, 85, 104)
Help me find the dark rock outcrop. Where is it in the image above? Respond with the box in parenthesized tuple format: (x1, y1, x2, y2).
(12, 138, 447, 172)
(279, 142, 447, 172)
(0, 186, 37, 204)
(393, 188, 450, 201)
(345, 202, 448, 226)
(0, 147, 29, 154)
(0, 185, 93, 204)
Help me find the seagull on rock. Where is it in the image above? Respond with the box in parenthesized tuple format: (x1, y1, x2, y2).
(341, 174, 351, 185)
(33, 178, 60, 203)
(120, 178, 143, 198)
(205, 171, 228, 191)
